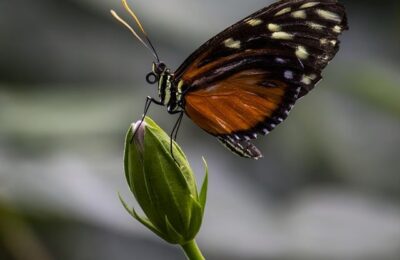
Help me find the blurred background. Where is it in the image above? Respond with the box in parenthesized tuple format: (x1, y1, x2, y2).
(1, 0, 400, 259)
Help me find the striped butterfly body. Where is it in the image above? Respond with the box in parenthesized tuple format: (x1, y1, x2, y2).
(112, 0, 348, 159)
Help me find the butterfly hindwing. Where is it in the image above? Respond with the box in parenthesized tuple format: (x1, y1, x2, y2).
(173, 0, 348, 158)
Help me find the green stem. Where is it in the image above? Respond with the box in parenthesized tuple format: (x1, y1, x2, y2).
(181, 240, 205, 260)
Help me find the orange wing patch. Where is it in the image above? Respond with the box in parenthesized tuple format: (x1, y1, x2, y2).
(184, 70, 288, 136)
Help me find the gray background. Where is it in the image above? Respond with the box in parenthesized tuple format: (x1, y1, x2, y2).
(1, 0, 400, 259)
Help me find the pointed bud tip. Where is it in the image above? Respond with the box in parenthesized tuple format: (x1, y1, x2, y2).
(130, 120, 146, 151)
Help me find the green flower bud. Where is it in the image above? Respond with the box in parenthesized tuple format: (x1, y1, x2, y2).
(120, 117, 208, 245)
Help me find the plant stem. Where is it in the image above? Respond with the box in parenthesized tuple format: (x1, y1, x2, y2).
(181, 240, 205, 260)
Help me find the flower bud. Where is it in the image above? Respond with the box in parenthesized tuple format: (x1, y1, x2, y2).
(120, 117, 208, 245)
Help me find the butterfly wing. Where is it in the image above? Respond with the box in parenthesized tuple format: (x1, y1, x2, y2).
(174, 0, 348, 159)
(184, 69, 300, 158)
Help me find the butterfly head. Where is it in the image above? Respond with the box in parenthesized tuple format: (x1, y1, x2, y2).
(144, 62, 162, 86)
(146, 61, 169, 84)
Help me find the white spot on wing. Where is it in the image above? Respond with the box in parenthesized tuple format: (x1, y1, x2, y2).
(275, 57, 286, 64)
(301, 75, 312, 85)
(316, 9, 341, 22)
(246, 18, 263, 26)
(321, 39, 337, 47)
(333, 25, 342, 33)
(271, 32, 294, 40)
(301, 74, 317, 85)
(309, 74, 318, 80)
(321, 55, 330, 61)
(307, 22, 325, 31)
(275, 7, 292, 16)
(300, 2, 319, 9)
(295, 46, 309, 60)
(224, 38, 241, 49)
(268, 23, 281, 32)
(284, 70, 294, 80)
(291, 10, 307, 19)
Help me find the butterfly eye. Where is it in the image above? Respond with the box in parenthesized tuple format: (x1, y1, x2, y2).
(146, 72, 158, 84)
(155, 62, 166, 74)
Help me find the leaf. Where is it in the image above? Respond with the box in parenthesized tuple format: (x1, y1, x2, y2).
(199, 157, 208, 214)
(187, 199, 203, 240)
(164, 215, 185, 245)
(118, 193, 165, 239)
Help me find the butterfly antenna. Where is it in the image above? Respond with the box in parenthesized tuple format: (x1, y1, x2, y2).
(121, 0, 160, 62)
(110, 0, 160, 62)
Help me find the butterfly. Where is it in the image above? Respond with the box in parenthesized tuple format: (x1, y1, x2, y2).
(111, 0, 348, 159)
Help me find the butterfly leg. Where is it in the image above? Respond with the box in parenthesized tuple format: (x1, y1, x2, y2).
(171, 111, 184, 141)
(131, 96, 163, 143)
(168, 111, 184, 164)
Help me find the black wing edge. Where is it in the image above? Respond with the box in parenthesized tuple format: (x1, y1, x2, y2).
(217, 136, 263, 159)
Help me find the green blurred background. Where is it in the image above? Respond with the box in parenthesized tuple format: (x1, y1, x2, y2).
(1, 0, 400, 259)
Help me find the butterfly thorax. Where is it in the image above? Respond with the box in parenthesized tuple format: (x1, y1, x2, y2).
(154, 65, 183, 113)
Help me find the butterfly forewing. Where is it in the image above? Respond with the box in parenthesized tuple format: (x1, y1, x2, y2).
(173, 0, 348, 159)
